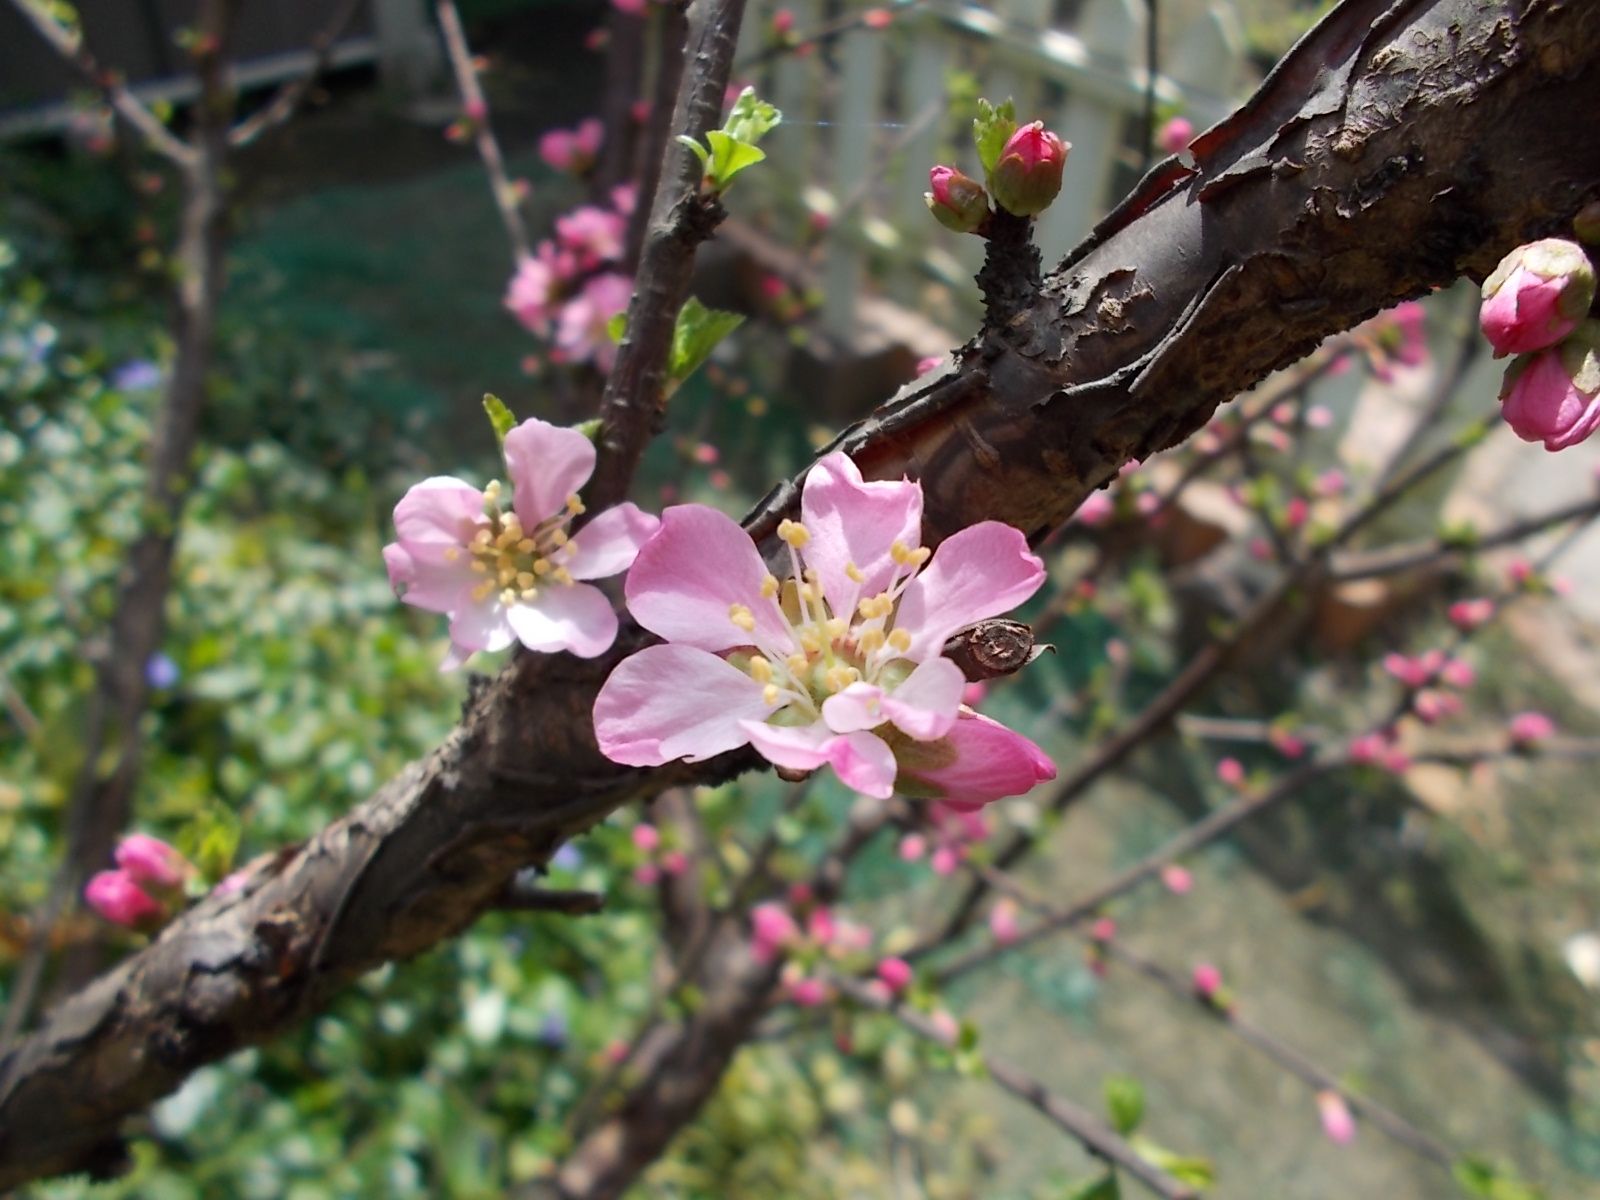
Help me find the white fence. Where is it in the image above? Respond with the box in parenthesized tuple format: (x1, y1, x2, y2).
(734, 0, 1249, 335)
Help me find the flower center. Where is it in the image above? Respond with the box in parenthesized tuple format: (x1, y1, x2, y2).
(450, 480, 586, 608)
(728, 518, 930, 721)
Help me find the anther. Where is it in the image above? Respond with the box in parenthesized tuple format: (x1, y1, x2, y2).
(728, 604, 757, 633)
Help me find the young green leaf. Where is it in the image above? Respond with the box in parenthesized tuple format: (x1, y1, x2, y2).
(974, 96, 1018, 175)
(1131, 1138, 1215, 1190)
(482, 393, 517, 444)
(724, 87, 782, 144)
(705, 130, 768, 188)
(1103, 1075, 1145, 1136)
(1059, 1174, 1120, 1200)
(667, 296, 744, 393)
(676, 134, 711, 168)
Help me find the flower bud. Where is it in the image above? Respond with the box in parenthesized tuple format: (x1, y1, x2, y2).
(1158, 115, 1193, 155)
(85, 869, 163, 928)
(924, 165, 990, 233)
(988, 122, 1069, 217)
(1480, 238, 1595, 356)
(1316, 1091, 1357, 1145)
(1498, 321, 1600, 451)
(114, 833, 189, 889)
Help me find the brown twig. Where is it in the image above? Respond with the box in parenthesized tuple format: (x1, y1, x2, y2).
(227, 0, 366, 148)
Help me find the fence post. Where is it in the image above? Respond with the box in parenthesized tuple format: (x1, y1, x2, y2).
(820, 25, 886, 336)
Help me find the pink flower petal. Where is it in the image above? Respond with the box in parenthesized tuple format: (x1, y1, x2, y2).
(561, 503, 659, 580)
(448, 594, 515, 654)
(595, 644, 777, 765)
(625, 505, 792, 652)
(740, 721, 898, 798)
(820, 681, 889, 734)
(894, 522, 1044, 660)
(506, 582, 618, 658)
(799, 451, 923, 615)
(393, 476, 487, 545)
(880, 656, 965, 740)
(383, 541, 475, 613)
(897, 710, 1055, 806)
(503, 418, 596, 528)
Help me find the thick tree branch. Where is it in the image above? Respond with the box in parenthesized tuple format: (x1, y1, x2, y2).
(3, 0, 1599, 1187)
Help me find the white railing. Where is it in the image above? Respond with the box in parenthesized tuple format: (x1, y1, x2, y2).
(735, 0, 1249, 335)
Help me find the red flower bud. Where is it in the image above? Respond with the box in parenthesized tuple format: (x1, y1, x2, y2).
(1498, 321, 1600, 451)
(1480, 239, 1595, 356)
(988, 122, 1069, 217)
(924, 165, 990, 234)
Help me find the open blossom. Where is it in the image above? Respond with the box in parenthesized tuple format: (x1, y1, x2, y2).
(556, 272, 632, 373)
(539, 117, 604, 173)
(556, 205, 626, 269)
(505, 244, 567, 335)
(593, 452, 1055, 804)
(384, 417, 657, 669)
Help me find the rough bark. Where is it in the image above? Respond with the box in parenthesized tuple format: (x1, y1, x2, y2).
(2, 0, 1599, 1188)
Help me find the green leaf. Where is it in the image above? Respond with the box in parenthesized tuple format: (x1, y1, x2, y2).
(1103, 1075, 1145, 1136)
(1132, 1139, 1215, 1190)
(667, 296, 744, 393)
(1059, 1174, 1120, 1200)
(974, 96, 1017, 175)
(723, 86, 782, 144)
(1452, 1158, 1543, 1200)
(676, 134, 710, 168)
(605, 312, 628, 346)
(705, 130, 767, 188)
(482, 393, 516, 444)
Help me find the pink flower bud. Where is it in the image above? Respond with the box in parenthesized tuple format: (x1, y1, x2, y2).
(1161, 864, 1194, 895)
(661, 849, 689, 876)
(790, 976, 829, 1007)
(989, 122, 1069, 217)
(916, 354, 942, 375)
(928, 1008, 960, 1045)
(1316, 1090, 1357, 1145)
(989, 898, 1021, 945)
(463, 97, 488, 123)
(631, 823, 660, 852)
(632, 863, 660, 887)
(1285, 496, 1310, 530)
(1215, 758, 1245, 787)
(771, 8, 795, 35)
(924, 165, 990, 234)
(1448, 598, 1494, 629)
(1077, 491, 1114, 526)
(1498, 324, 1600, 451)
(807, 906, 837, 946)
(1440, 658, 1477, 690)
(1270, 727, 1307, 758)
(862, 7, 892, 29)
(1306, 405, 1333, 429)
(1507, 557, 1535, 586)
(1090, 916, 1117, 942)
(930, 846, 959, 876)
(1509, 711, 1556, 745)
(877, 957, 913, 993)
(1191, 962, 1223, 1000)
(1158, 115, 1193, 155)
(751, 902, 800, 958)
(114, 833, 188, 889)
(961, 681, 988, 707)
(85, 869, 162, 928)
(899, 832, 927, 861)
(1480, 239, 1595, 356)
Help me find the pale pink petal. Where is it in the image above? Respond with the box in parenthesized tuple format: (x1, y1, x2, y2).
(595, 645, 777, 765)
(393, 476, 487, 546)
(820, 681, 888, 734)
(898, 711, 1055, 806)
(799, 451, 923, 613)
(506, 582, 618, 657)
(503, 418, 596, 527)
(880, 656, 965, 740)
(894, 522, 1044, 660)
(741, 721, 898, 798)
(384, 541, 476, 612)
(560, 503, 659, 580)
(439, 643, 473, 672)
(449, 596, 515, 654)
(626, 505, 792, 652)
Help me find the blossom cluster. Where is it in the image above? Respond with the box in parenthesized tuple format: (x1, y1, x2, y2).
(85, 834, 192, 929)
(1479, 233, 1600, 450)
(504, 178, 635, 374)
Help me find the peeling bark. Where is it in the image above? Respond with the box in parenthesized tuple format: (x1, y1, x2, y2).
(2, 0, 1598, 1188)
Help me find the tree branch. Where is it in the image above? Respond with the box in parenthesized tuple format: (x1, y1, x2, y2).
(227, 0, 366, 148)
(2, 0, 1598, 1187)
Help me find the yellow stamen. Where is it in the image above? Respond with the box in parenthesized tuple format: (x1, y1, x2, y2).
(786, 652, 810, 674)
(471, 560, 490, 574)
(799, 630, 822, 655)
(473, 580, 495, 602)
(763, 684, 781, 706)
(825, 617, 848, 640)
(443, 546, 460, 561)
(845, 562, 864, 583)
(516, 572, 535, 589)
(551, 529, 569, 547)
(498, 567, 516, 586)
(484, 480, 503, 501)
(748, 655, 774, 683)
(520, 587, 539, 601)
(500, 588, 517, 605)
(729, 603, 756, 632)
(888, 628, 912, 653)
(533, 559, 552, 576)
(518, 538, 536, 554)
(760, 574, 780, 599)
(473, 529, 494, 546)
(553, 567, 574, 585)
(778, 519, 811, 548)
(858, 628, 886, 654)
(566, 493, 586, 515)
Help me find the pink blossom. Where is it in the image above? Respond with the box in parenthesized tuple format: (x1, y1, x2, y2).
(85, 870, 162, 928)
(632, 863, 660, 886)
(1440, 658, 1477, 690)
(1479, 239, 1594, 356)
(1077, 491, 1114, 526)
(751, 902, 800, 961)
(114, 833, 188, 889)
(928, 1008, 960, 1044)
(916, 354, 942, 375)
(1316, 1091, 1357, 1145)
(1448, 597, 1493, 629)
(691, 441, 719, 465)
(1383, 650, 1444, 689)
(504, 246, 566, 336)
(212, 869, 251, 898)
(807, 906, 837, 946)
(1136, 491, 1161, 516)
(1161, 863, 1194, 895)
(539, 118, 604, 173)
(1306, 405, 1333, 429)
(1269, 727, 1306, 758)
(661, 849, 689, 876)
(771, 8, 795, 36)
(611, 0, 646, 12)
(930, 845, 960, 875)
(594, 452, 1053, 803)
(989, 898, 1021, 944)
(1507, 557, 1534, 587)
(383, 417, 658, 669)
(1509, 711, 1556, 745)
(861, 7, 892, 28)
(1216, 757, 1245, 787)
(961, 680, 988, 707)
(556, 272, 633, 373)
(631, 823, 660, 852)
(1192, 962, 1223, 1000)
(1498, 327, 1600, 451)
(1413, 689, 1461, 724)
(1158, 115, 1193, 154)
(556, 205, 626, 269)
(1285, 496, 1310, 530)
(1090, 916, 1117, 942)
(898, 832, 927, 861)
(877, 957, 913, 993)
(790, 976, 830, 1007)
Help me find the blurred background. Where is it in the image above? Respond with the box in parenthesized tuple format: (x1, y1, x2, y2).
(2, 1, 1599, 1197)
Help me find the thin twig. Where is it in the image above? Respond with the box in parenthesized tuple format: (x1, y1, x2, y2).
(228, 0, 366, 147)
(4, 0, 194, 165)
(436, 0, 533, 260)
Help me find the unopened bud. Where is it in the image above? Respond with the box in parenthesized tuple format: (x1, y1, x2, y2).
(1480, 238, 1595, 356)
(1498, 321, 1600, 451)
(988, 122, 1069, 217)
(924, 165, 990, 234)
